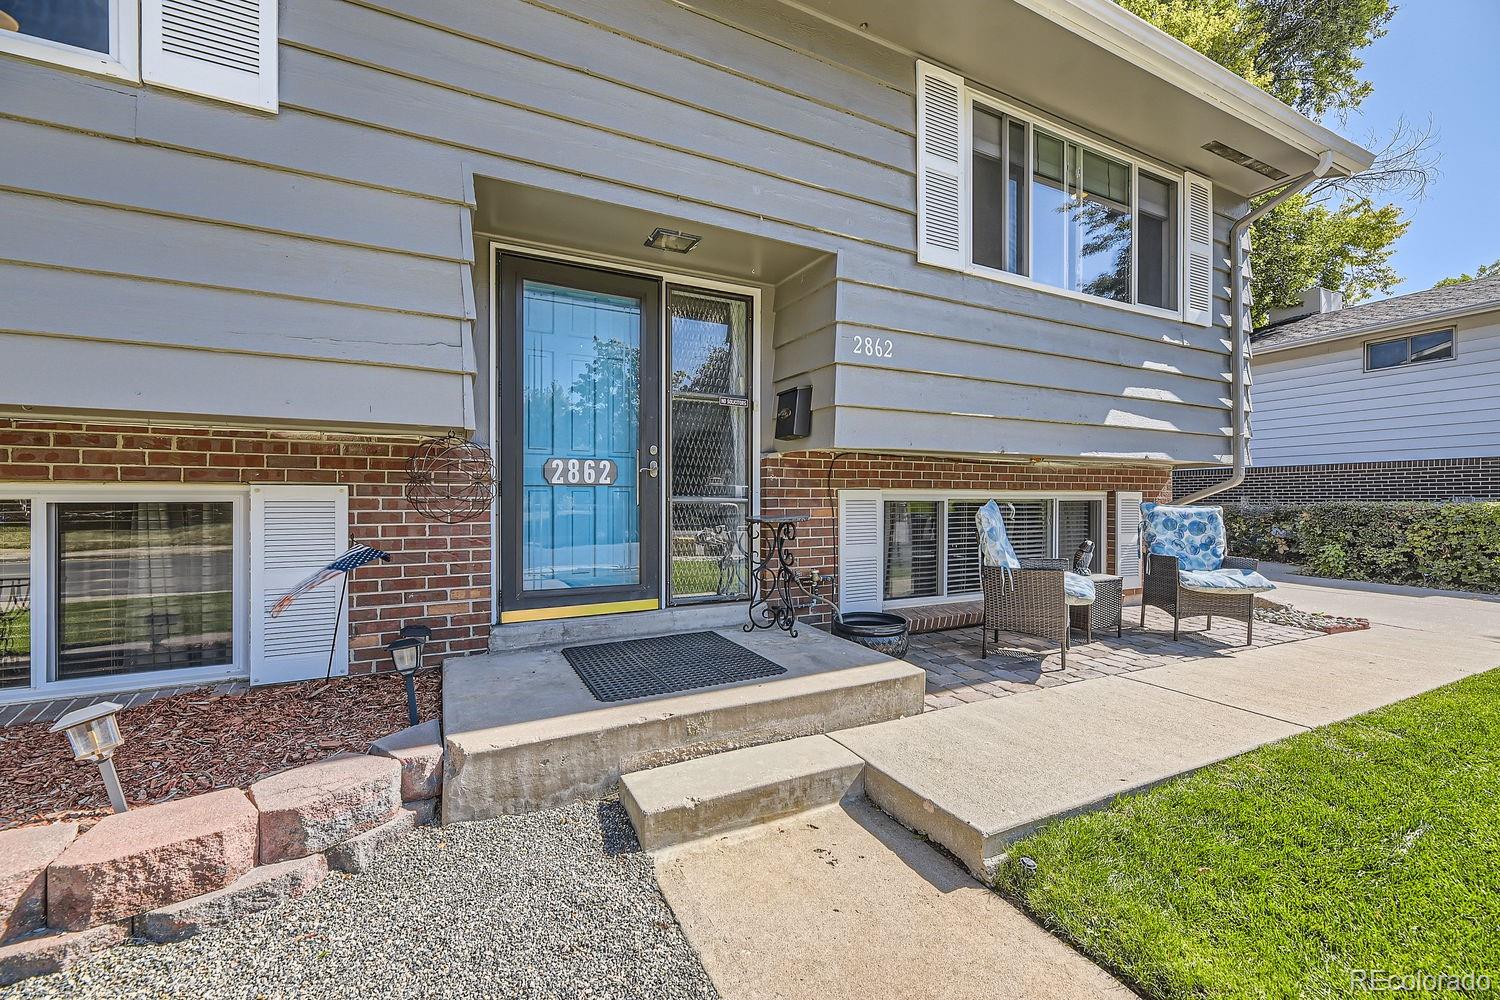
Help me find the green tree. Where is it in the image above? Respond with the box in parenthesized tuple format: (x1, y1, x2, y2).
(1434, 260, 1500, 288)
(1119, 0, 1424, 325)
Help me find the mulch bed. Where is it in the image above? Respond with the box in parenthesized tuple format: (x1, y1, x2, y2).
(0, 671, 440, 832)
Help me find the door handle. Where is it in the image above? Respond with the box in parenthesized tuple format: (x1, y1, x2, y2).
(640, 460, 659, 479)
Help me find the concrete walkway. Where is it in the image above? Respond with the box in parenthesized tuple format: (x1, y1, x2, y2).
(836, 615, 1498, 878)
(656, 576, 1499, 998)
(656, 798, 1131, 1000)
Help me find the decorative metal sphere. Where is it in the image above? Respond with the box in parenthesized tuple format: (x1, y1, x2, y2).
(405, 435, 496, 524)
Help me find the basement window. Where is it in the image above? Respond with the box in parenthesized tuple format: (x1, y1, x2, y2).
(0, 488, 247, 702)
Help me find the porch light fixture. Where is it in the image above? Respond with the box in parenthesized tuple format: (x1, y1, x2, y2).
(644, 227, 701, 254)
(385, 636, 425, 726)
(49, 701, 129, 814)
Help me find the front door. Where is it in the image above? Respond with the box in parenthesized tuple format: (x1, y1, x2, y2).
(498, 256, 662, 620)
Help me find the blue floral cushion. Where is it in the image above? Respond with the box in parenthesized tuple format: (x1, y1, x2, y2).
(1179, 568, 1276, 595)
(1064, 572, 1096, 606)
(1141, 502, 1226, 572)
(975, 500, 1021, 570)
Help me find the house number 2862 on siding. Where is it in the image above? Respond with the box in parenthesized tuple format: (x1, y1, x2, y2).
(851, 335, 894, 359)
(543, 457, 618, 486)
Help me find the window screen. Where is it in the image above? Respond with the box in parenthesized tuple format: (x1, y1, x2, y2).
(0, 500, 30, 689)
(1057, 500, 1102, 572)
(55, 501, 234, 681)
(944, 499, 1049, 595)
(884, 501, 940, 600)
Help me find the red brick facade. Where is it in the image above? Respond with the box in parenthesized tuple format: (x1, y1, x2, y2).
(0, 419, 492, 675)
(759, 451, 1174, 619)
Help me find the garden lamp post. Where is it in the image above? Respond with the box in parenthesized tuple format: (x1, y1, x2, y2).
(49, 701, 129, 813)
(385, 637, 423, 726)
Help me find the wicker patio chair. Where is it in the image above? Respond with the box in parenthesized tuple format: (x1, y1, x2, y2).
(980, 557, 1073, 667)
(1142, 552, 1261, 643)
(1138, 502, 1275, 645)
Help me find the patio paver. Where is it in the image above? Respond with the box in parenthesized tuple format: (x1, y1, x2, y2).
(906, 605, 1319, 711)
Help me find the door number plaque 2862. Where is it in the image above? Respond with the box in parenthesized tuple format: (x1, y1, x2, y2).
(543, 457, 619, 485)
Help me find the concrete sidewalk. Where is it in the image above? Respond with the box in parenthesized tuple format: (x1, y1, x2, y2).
(655, 798, 1132, 1000)
(1261, 563, 1500, 640)
(834, 621, 1497, 877)
(654, 576, 1498, 998)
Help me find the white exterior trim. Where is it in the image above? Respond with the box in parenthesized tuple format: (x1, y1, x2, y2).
(0, 0, 139, 82)
(845, 488, 1108, 612)
(0, 483, 249, 705)
(958, 80, 1194, 324)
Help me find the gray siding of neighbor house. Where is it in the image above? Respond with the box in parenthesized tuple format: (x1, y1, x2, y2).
(0, 0, 1236, 463)
(1250, 312, 1500, 465)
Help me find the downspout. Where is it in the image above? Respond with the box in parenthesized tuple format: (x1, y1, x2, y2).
(1178, 150, 1336, 504)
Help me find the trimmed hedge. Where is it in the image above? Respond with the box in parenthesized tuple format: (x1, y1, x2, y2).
(1225, 501, 1500, 594)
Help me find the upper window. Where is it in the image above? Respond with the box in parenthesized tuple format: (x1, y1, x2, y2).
(0, 0, 137, 80)
(972, 106, 1180, 312)
(1365, 329, 1455, 371)
(0, 1, 277, 110)
(916, 61, 1212, 325)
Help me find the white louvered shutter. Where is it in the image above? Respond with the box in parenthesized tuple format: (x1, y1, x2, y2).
(249, 485, 349, 685)
(1115, 491, 1143, 589)
(1183, 173, 1216, 327)
(143, 0, 279, 112)
(915, 61, 967, 269)
(838, 490, 884, 612)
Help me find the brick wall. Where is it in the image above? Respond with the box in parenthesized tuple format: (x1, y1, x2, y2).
(759, 451, 1173, 621)
(1173, 457, 1500, 505)
(0, 419, 492, 675)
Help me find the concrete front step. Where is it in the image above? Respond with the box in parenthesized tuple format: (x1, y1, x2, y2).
(488, 603, 748, 653)
(443, 626, 925, 822)
(621, 735, 865, 851)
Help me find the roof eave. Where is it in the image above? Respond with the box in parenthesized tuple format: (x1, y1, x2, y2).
(1256, 301, 1500, 354)
(1019, 0, 1376, 175)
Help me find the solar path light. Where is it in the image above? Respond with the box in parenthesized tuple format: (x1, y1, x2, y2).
(386, 627, 429, 727)
(50, 701, 129, 813)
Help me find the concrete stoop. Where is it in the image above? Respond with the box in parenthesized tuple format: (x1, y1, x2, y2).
(620, 735, 865, 850)
(442, 626, 926, 822)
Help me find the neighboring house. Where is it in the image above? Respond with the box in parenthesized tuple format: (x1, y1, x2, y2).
(1175, 277, 1500, 503)
(0, 0, 1371, 705)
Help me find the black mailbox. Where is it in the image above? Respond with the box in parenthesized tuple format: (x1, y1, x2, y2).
(774, 386, 812, 440)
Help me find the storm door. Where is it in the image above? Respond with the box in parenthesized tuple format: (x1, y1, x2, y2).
(498, 256, 661, 620)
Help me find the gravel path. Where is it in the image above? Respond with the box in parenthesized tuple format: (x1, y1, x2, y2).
(5, 801, 720, 1000)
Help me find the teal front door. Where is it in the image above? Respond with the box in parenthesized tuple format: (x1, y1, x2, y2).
(498, 256, 662, 620)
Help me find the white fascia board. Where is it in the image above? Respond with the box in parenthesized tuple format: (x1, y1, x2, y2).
(1016, 0, 1376, 175)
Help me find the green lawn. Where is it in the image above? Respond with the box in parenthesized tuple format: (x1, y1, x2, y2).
(994, 670, 1500, 998)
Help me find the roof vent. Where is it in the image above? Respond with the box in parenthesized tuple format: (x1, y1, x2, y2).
(1202, 141, 1289, 181)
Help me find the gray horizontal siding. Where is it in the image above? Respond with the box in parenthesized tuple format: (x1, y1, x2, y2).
(1250, 316, 1500, 464)
(0, 0, 1240, 458)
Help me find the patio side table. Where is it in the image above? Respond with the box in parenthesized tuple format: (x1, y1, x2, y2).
(1070, 573, 1123, 642)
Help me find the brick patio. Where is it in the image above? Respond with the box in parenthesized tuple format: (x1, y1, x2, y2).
(906, 606, 1323, 711)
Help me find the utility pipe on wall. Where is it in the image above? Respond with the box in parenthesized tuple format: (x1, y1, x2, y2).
(1178, 150, 1336, 504)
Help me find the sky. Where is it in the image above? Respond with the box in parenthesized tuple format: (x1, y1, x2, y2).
(1341, 0, 1500, 295)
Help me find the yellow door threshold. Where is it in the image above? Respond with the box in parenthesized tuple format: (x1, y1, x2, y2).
(499, 598, 660, 624)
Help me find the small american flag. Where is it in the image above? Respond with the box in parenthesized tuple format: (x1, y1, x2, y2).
(271, 544, 391, 617)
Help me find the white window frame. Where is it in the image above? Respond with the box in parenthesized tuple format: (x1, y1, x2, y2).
(871, 489, 1108, 610)
(0, 484, 249, 705)
(965, 88, 1189, 323)
(0, 0, 140, 82)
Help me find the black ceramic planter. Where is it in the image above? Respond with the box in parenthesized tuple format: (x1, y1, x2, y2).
(831, 611, 911, 659)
